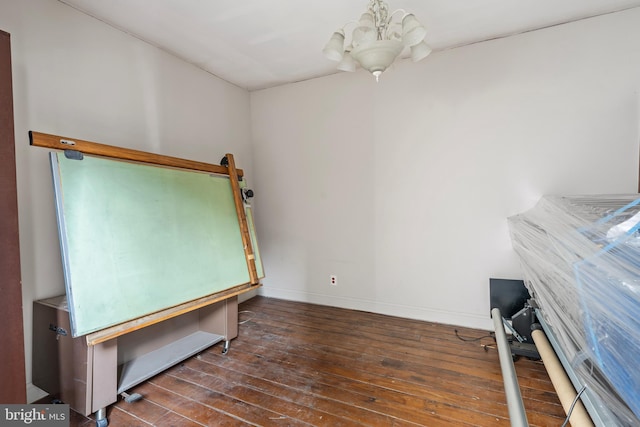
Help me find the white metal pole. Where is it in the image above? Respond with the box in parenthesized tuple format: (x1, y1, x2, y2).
(492, 308, 529, 427)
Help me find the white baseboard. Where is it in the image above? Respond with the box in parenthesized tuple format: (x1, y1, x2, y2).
(258, 287, 494, 331)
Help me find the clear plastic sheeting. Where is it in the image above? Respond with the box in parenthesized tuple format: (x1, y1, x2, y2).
(508, 195, 640, 426)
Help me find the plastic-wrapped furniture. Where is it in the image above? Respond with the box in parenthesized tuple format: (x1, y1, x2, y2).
(508, 195, 640, 426)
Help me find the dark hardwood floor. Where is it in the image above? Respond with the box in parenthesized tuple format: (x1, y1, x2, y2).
(68, 296, 565, 426)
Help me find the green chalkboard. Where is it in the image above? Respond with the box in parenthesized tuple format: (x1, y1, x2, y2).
(51, 152, 250, 337)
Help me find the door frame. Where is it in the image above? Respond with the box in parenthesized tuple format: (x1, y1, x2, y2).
(0, 28, 27, 404)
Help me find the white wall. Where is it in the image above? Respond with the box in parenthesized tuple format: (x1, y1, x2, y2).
(4, 0, 640, 399)
(0, 0, 252, 395)
(251, 9, 640, 330)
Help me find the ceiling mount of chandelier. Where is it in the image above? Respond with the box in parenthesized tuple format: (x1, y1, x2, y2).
(323, 0, 432, 81)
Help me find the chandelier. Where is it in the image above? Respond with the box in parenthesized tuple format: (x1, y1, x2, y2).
(323, 0, 431, 81)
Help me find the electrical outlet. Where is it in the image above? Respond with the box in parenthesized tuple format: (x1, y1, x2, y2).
(330, 275, 337, 286)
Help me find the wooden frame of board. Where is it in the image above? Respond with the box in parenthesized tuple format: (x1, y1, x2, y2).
(30, 131, 261, 343)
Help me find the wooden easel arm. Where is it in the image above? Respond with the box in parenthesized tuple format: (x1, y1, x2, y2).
(225, 153, 259, 285)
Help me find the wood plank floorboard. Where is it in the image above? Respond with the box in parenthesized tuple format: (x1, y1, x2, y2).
(65, 296, 565, 426)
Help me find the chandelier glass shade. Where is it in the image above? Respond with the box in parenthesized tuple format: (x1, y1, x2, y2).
(323, 0, 431, 80)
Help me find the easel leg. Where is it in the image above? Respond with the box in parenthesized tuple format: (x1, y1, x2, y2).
(95, 407, 108, 427)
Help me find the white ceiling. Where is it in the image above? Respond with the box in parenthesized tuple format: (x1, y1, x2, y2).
(59, 0, 640, 91)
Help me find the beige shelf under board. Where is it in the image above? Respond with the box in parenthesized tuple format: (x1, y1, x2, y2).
(117, 330, 224, 394)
